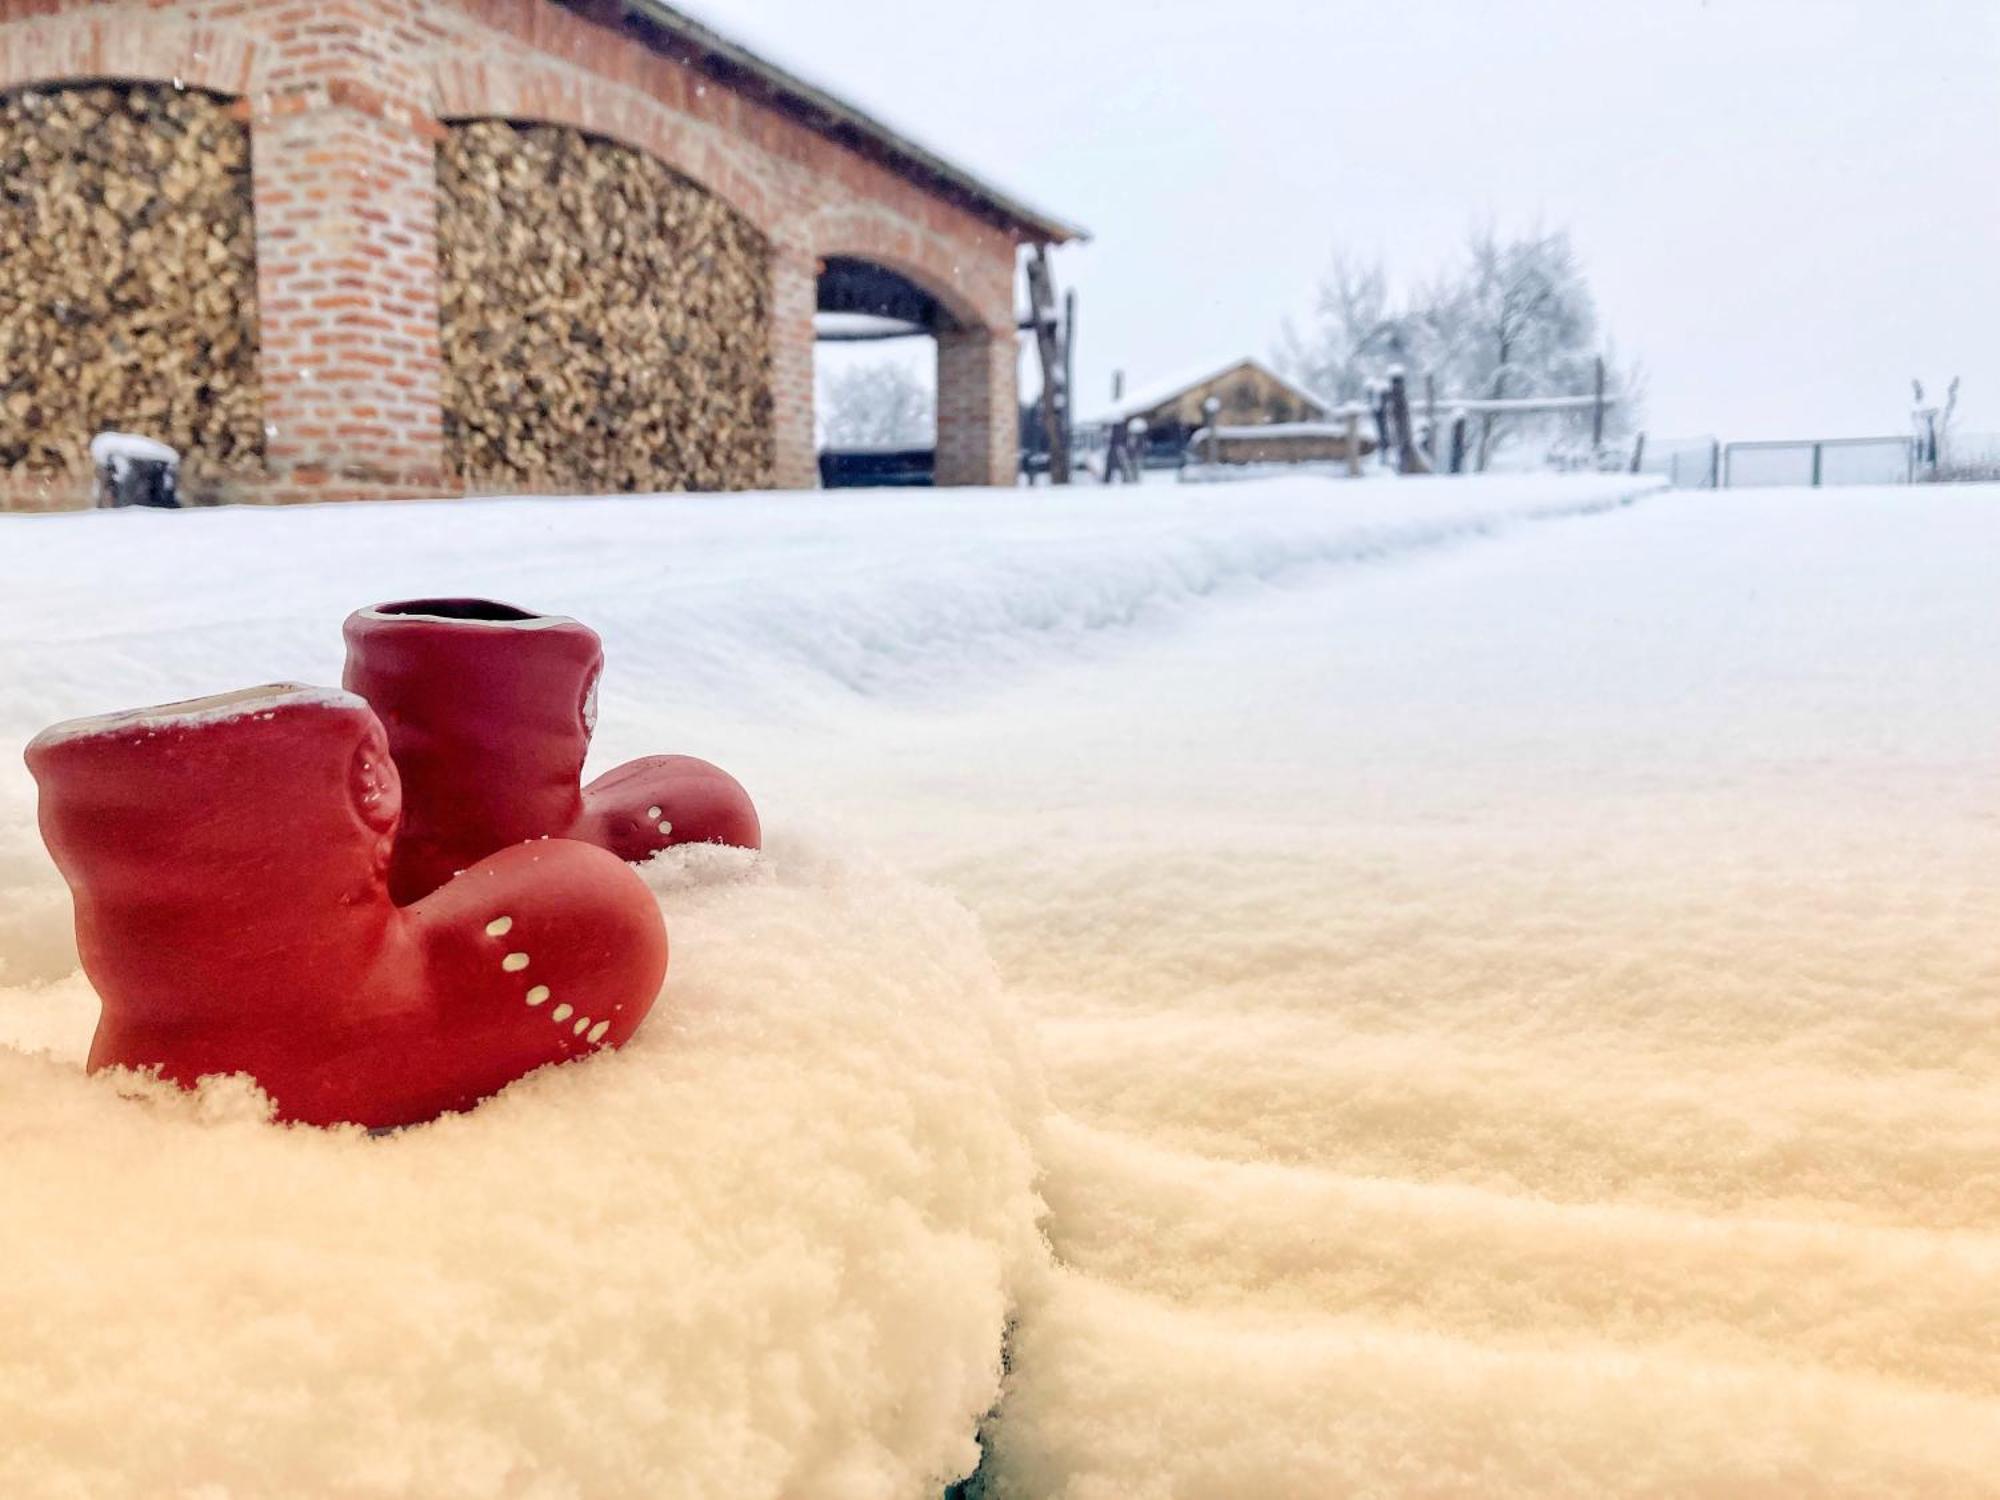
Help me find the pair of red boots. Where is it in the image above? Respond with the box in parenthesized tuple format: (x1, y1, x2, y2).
(26, 598, 758, 1130)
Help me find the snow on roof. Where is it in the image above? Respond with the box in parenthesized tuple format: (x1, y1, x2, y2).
(813, 311, 929, 341)
(1195, 422, 1364, 440)
(1085, 358, 1332, 427)
(616, 1, 1085, 244)
(87, 431, 178, 468)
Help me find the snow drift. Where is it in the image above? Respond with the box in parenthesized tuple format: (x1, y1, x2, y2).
(9, 473, 1997, 1497)
(0, 841, 1044, 1499)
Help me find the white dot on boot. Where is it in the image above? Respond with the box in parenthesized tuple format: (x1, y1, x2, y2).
(587, 1020, 610, 1044)
(646, 805, 662, 820)
(552, 1003, 574, 1022)
(525, 985, 550, 1006)
(502, 952, 529, 972)
(573, 1015, 590, 1035)
(657, 821, 673, 837)
(485, 915, 513, 937)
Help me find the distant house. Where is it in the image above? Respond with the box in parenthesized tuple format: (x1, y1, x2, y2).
(1086, 358, 1329, 467)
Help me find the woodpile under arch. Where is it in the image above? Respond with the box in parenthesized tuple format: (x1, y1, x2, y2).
(0, 83, 264, 493)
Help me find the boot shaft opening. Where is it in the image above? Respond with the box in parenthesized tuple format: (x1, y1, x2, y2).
(358, 599, 577, 631)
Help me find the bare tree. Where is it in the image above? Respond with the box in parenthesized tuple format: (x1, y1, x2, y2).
(1283, 224, 1640, 467)
(818, 360, 935, 449)
(1278, 256, 1398, 405)
(1911, 376, 1961, 471)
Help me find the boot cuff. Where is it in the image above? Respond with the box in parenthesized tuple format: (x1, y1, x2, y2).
(350, 599, 581, 632)
(27, 683, 366, 755)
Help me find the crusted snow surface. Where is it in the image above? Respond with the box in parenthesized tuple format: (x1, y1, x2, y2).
(6, 473, 1999, 1496)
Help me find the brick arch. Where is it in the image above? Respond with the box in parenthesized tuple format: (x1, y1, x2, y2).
(809, 212, 1012, 336)
(430, 57, 773, 238)
(0, 16, 258, 100)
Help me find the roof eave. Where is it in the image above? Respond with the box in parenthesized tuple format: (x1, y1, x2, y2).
(605, 0, 1089, 245)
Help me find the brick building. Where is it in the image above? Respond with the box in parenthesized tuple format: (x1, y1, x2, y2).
(0, 0, 1080, 508)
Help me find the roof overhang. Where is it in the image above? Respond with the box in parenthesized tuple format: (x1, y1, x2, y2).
(579, 0, 1088, 245)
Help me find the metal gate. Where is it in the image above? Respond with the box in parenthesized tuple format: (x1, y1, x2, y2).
(1721, 437, 1914, 488)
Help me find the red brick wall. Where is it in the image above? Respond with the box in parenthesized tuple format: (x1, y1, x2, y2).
(0, 0, 1024, 507)
(935, 327, 1019, 488)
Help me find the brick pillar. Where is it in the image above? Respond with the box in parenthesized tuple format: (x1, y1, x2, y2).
(247, 86, 446, 496)
(770, 244, 819, 490)
(935, 325, 1018, 488)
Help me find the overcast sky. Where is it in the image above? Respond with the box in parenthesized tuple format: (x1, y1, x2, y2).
(695, 0, 1999, 441)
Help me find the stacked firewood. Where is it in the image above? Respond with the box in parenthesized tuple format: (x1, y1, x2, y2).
(438, 120, 774, 493)
(0, 85, 263, 485)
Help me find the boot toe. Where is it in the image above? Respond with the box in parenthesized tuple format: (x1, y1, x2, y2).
(414, 839, 669, 1093)
(581, 754, 761, 860)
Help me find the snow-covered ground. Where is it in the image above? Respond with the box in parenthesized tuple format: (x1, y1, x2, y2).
(4, 474, 1998, 1496)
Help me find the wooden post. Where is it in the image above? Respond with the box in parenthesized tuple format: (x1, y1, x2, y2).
(1591, 356, 1606, 452)
(1448, 409, 1470, 474)
(1628, 432, 1646, 474)
(1388, 370, 1431, 474)
(1025, 246, 1070, 485)
(1202, 395, 1222, 467)
(1062, 288, 1077, 476)
(1424, 373, 1439, 468)
(1344, 410, 1362, 477)
(1123, 417, 1147, 483)
(1476, 370, 1503, 472)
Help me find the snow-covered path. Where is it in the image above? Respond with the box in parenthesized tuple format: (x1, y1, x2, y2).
(4, 476, 1997, 1497)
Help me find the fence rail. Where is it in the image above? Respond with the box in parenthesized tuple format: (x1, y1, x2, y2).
(1635, 436, 1720, 489)
(1939, 431, 2000, 479)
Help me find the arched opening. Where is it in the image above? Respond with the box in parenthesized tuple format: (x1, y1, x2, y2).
(812, 254, 1017, 489)
(812, 256, 949, 488)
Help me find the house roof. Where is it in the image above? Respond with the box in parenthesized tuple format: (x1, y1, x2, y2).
(1086, 358, 1332, 427)
(602, 1, 1087, 245)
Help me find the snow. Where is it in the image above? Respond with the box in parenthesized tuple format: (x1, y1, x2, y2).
(86, 430, 179, 472)
(0, 842, 1043, 1498)
(5, 473, 2000, 1495)
(813, 311, 928, 341)
(1192, 421, 1359, 439)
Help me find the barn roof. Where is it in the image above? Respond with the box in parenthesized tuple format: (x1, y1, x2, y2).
(1087, 357, 1332, 427)
(600, 1, 1087, 245)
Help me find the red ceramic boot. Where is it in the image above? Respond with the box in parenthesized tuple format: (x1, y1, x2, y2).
(25, 684, 669, 1129)
(342, 598, 760, 905)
